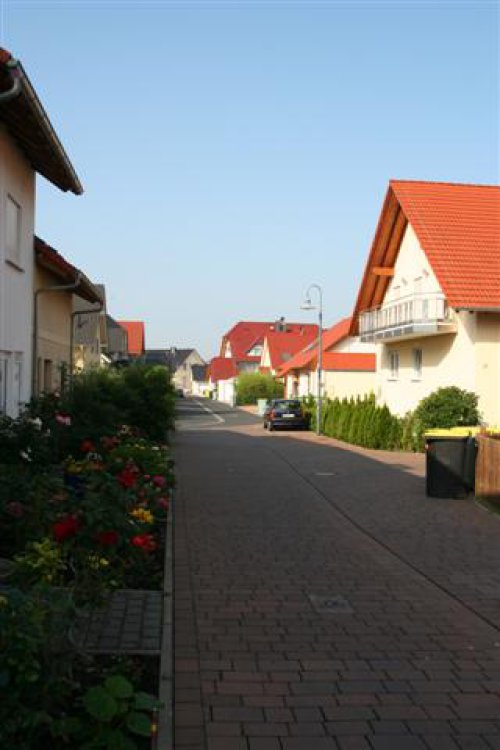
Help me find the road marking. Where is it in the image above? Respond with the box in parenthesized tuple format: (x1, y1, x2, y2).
(193, 399, 225, 424)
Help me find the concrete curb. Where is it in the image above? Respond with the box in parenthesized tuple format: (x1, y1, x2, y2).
(156, 491, 174, 750)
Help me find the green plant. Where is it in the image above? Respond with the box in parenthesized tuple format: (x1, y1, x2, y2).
(51, 675, 161, 750)
(235, 372, 284, 405)
(414, 386, 480, 431)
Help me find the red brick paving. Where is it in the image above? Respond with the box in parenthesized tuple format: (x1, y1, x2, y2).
(174, 415, 500, 749)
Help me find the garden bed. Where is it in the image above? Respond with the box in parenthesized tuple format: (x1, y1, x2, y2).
(0, 365, 175, 749)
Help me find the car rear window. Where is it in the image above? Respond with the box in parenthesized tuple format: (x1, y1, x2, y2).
(275, 400, 301, 409)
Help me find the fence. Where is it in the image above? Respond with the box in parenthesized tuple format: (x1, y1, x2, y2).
(475, 434, 500, 502)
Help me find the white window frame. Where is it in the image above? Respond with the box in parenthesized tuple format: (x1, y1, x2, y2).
(6, 194, 22, 268)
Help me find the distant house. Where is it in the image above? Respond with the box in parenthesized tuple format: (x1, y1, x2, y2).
(217, 319, 319, 389)
(259, 327, 318, 376)
(143, 348, 205, 393)
(118, 321, 146, 358)
(0, 47, 82, 416)
(34, 237, 102, 394)
(72, 284, 107, 372)
(278, 317, 376, 400)
(208, 357, 239, 405)
(191, 364, 209, 397)
(350, 180, 500, 425)
(106, 315, 129, 362)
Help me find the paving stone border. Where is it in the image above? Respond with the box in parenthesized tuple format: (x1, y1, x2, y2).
(157, 494, 174, 750)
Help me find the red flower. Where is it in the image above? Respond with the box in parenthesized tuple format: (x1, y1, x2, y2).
(96, 530, 119, 546)
(117, 465, 139, 489)
(130, 533, 157, 552)
(80, 439, 96, 453)
(152, 475, 166, 488)
(156, 497, 170, 510)
(53, 515, 80, 542)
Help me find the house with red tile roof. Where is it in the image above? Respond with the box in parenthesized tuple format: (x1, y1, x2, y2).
(208, 356, 239, 404)
(259, 327, 319, 375)
(350, 180, 500, 425)
(118, 321, 146, 357)
(220, 319, 318, 370)
(277, 317, 376, 400)
(0, 47, 82, 416)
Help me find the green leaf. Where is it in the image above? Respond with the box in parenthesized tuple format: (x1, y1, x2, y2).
(51, 716, 83, 737)
(104, 675, 134, 699)
(125, 711, 153, 737)
(83, 686, 118, 722)
(133, 691, 161, 711)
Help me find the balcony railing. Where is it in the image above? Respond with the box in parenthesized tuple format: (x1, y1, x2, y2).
(359, 292, 457, 341)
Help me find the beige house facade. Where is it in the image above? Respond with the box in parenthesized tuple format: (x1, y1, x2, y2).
(34, 237, 102, 395)
(352, 180, 500, 426)
(0, 48, 82, 416)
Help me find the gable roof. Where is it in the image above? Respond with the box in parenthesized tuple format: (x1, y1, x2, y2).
(221, 321, 319, 360)
(264, 328, 319, 371)
(34, 236, 102, 304)
(208, 356, 239, 382)
(0, 48, 82, 194)
(322, 352, 376, 372)
(276, 317, 352, 377)
(350, 180, 500, 333)
(118, 321, 145, 356)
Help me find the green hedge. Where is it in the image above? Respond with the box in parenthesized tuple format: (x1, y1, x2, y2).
(303, 385, 480, 452)
(235, 372, 284, 405)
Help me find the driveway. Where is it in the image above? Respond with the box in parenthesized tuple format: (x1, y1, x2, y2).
(173, 398, 500, 750)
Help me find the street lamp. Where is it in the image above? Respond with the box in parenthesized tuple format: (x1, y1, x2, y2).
(301, 283, 323, 435)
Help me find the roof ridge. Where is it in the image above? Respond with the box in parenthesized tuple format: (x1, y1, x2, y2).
(390, 178, 500, 190)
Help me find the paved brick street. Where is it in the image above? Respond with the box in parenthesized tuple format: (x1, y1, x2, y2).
(174, 399, 500, 750)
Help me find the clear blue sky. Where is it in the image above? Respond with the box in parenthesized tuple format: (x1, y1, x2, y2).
(2, 1, 498, 358)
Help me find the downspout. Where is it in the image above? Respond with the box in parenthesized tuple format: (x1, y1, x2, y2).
(0, 57, 22, 104)
(69, 300, 104, 389)
(32, 274, 83, 397)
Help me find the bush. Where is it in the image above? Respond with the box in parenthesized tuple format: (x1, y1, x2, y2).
(235, 373, 284, 405)
(414, 386, 480, 431)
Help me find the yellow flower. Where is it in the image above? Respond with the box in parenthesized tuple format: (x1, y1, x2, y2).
(0, 595, 8, 608)
(130, 507, 154, 524)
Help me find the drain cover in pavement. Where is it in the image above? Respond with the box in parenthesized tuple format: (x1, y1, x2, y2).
(308, 594, 354, 614)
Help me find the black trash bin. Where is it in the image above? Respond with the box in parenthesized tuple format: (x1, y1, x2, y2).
(425, 435, 476, 498)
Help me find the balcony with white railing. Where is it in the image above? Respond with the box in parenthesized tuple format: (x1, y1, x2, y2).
(359, 292, 457, 342)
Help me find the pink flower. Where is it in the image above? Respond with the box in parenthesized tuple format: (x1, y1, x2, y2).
(152, 475, 166, 488)
(156, 497, 170, 510)
(55, 413, 71, 426)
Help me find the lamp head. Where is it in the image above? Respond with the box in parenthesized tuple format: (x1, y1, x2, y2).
(300, 297, 315, 311)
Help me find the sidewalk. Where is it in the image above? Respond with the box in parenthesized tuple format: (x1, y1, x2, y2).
(174, 417, 500, 750)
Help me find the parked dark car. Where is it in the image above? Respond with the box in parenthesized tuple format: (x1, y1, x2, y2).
(263, 399, 307, 431)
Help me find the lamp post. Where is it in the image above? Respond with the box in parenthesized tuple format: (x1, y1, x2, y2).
(301, 283, 323, 435)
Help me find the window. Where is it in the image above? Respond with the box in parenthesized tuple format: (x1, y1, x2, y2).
(413, 348, 423, 379)
(388, 350, 399, 380)
(6, 195, 22, 266)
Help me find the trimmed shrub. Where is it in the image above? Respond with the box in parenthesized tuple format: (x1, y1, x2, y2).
(414, 386, 480, 431)
(235, 373, 284, 405)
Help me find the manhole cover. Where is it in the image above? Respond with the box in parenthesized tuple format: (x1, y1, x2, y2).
(308, 594, 354, 614)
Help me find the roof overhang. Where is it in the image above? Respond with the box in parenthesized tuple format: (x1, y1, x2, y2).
(35, 236, 102, 304)
(0, 48, 82, 194)
(349, 185, 408, 336)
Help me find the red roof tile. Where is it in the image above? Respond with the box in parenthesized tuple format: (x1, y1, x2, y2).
(351, 180, 500, 333)
(209, 357, 239, 382)
(220, 321, 318, 360)
(118, 321, 145, 356)
(321, 352, 376, 372)
(34, 236, 102, 305)
(264, 328, 319, 371)
(277, 317, 352, 377)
